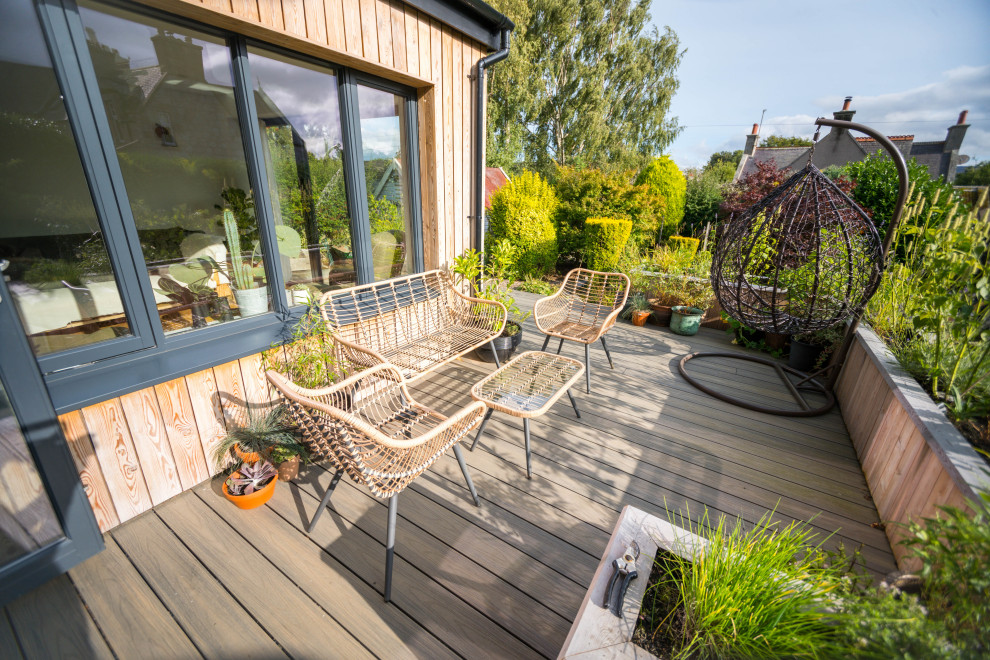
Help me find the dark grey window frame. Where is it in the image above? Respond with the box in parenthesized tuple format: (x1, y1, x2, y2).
(31, 0, 424, 413)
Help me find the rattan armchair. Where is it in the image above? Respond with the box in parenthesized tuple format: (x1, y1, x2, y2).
(266, 364, 487, 602)
(534, 268, 630, 393)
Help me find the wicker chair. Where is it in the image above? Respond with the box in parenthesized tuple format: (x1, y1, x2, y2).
(534, 268, 630, 393)
(266, 365, 487, 602)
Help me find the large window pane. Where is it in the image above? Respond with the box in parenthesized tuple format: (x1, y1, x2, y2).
(247, 46, 353, 300)
(0, 0, 132, 355)
(357, 85, 413, 280)
(78, 1, 272, 331)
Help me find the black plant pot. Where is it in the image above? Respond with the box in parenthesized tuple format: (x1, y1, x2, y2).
(475, 322, 523, 363)
(789, 339, 825, 373)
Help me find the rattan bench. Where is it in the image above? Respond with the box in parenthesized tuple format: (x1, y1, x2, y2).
(319, 269, 508, 381)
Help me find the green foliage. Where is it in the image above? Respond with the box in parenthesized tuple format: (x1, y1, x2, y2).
(655, 507, 846, 659)
(486, 0, 683, 173)
(683, 169, 726, 234)
(865, 186, 989, 430)
(636, 156, 686, 239)
(833, 587, 956, 659)
(263, 301, 342, 389)
(620, 292, 652, 318)
(845, 154, 961, 232)
(583, 217, 632, 272)
(667, 236, 699, 258)
(451, 244, 529, 330)
(760, 134, 813, 148)
(955, 160, 990, 186)
(705, 150, 742, 171)
(554, 166, 665, 264)
(23, 259, 85, 288)
(901, 492, 990, 654)
(516, 275, 558, 296)
(487, 170, 559, 277)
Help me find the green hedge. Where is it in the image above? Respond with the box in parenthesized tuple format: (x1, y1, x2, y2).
(584, 217, 632, 271)
(487, 170, 559, 276)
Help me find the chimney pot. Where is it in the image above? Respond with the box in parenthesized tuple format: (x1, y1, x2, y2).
(751, 123, 759, 135)
(958, 110, 969, 125)
(842, 96, 852, 111)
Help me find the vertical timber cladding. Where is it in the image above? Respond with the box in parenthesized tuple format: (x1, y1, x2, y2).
(55, 0, 488, 530)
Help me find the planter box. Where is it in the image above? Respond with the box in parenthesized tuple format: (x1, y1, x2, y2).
(558, 505, 705, 659)
(835, 326, 988, 569)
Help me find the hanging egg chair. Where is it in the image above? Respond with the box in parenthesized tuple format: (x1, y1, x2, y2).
(712, 163, 883, 335)
(678, 118, 909, 416)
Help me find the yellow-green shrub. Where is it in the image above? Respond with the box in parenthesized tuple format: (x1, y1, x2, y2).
(667, 236, 700, 257)
(584, 217, 632, 271)
(636, 156, 686, 239)
(487, 170, 559, 276)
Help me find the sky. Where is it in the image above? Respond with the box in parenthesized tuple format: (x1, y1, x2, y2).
(649, 0, 990, 170)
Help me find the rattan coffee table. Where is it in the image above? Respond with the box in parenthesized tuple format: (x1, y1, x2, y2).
(469, 350, 585, 478)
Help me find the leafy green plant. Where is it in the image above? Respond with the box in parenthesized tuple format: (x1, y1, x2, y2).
(667, 236, 699, 257)
(516, 275, 558, 296)
(211, 406, 306, 471)
(620, 292, 652, 319)
(23, 258, 86, 288)
(683, 168, 726, 234)
(901, 492, 990, 652)
(450, 244, 529, 334)
(487, 170, 559, 277)
(647, 507, 846, 659)
(263, 299, 342, 389)
(636, 155, 686, 240)
(584, 217, 632, 271)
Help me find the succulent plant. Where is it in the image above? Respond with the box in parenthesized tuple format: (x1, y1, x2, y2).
(225, 460, 277, 496)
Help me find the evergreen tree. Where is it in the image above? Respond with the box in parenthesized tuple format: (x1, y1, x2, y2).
(636, 155, 686, 239)
(487, 0, 683, 174)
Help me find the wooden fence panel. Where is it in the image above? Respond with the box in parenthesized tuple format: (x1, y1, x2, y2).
(154, 380, 209, 489)
(59, 411, 119, 532)
(80, 400, 151, 523)
(118, 389, 183, 505)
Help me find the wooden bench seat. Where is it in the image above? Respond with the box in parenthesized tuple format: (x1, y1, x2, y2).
(320, 270, 507, 381)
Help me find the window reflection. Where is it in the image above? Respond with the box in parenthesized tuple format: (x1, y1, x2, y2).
(357, 85, 413, 280)
(0, 0, 132, 355)
(247, 46, 354, 301)
(79, 1, 272, 331)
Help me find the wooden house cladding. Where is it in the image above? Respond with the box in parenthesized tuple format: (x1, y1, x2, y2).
(57, 0, 492, 532)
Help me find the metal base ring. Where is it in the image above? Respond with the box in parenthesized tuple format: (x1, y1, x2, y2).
(678, 352, 835, 417)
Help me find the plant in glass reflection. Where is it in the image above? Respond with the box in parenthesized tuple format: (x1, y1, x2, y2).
(222, 208, 265, 290)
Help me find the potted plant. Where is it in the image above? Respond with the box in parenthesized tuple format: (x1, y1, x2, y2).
(211, 405, 307, 471)
(621, 293, 653, 327)
(670, 305, 706, 336)
(270, 444, 307, 481)
(451, 241, 531, 363)
(222, 460, 278, 510)
(790, 325, 844, 373)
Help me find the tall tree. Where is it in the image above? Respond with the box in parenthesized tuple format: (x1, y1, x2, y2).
(487, 0, 683, 174)
(760, 135, 813, 148)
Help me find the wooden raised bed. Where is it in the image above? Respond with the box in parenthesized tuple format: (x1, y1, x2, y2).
(835, 326, 988, 569)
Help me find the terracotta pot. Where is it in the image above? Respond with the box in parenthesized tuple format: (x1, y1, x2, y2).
(222, 472, 278, 510)
(630, 310, 650, 327)
(276, 456, 300, 482)
(234, 444, 262, 464)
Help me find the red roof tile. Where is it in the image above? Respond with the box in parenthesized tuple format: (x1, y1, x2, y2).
(485, 167, 510, 208)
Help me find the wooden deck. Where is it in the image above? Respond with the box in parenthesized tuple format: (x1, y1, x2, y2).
(1, 291, 895, 659)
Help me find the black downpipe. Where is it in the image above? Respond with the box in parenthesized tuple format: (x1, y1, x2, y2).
(473, 28, 511, 259)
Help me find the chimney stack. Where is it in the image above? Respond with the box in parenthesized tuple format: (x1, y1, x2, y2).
(957, 110, 969, 125)
(944, 109, 970, 153)
(743, 123, 760, 155)
(833, 96, 855, 123)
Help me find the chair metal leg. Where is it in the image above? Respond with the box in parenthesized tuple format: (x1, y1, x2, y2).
(541, 334, 551, 352)
(600, 335, 615, 370)
(452, 445, 481, 506)
(307, 469, 344, 534)
(469, 407, 494, 451)
(567, 389, 581, 419)
(384, 494, 398, 603)
(489, 340, 501, 368)
(556, 337, 565, 355)
(585, 343, 592, 394)
(524, 418, 532, 479)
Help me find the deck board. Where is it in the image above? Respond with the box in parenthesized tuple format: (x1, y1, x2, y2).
(3, 292, 896, 658)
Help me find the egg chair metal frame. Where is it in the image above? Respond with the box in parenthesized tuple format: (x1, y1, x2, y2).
(678, 117, 910, 416)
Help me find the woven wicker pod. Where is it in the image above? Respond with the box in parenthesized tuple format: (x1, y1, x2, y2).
(712, 164, 883, 335)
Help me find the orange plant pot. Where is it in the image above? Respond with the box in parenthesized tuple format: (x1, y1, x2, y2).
(631, 310, 650, 327)
(222, 472, 278, 510)
(234, 444, 262, 464)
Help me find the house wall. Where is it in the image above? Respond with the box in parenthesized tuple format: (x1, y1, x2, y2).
(55, 0, 486, 532)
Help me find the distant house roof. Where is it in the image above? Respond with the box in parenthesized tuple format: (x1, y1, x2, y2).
(734, 99, 970, 183)
(484, 167, 510, 208)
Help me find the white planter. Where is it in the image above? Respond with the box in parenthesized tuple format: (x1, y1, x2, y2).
(558, 506, 706, 660)
(233, 286, 269, 317)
